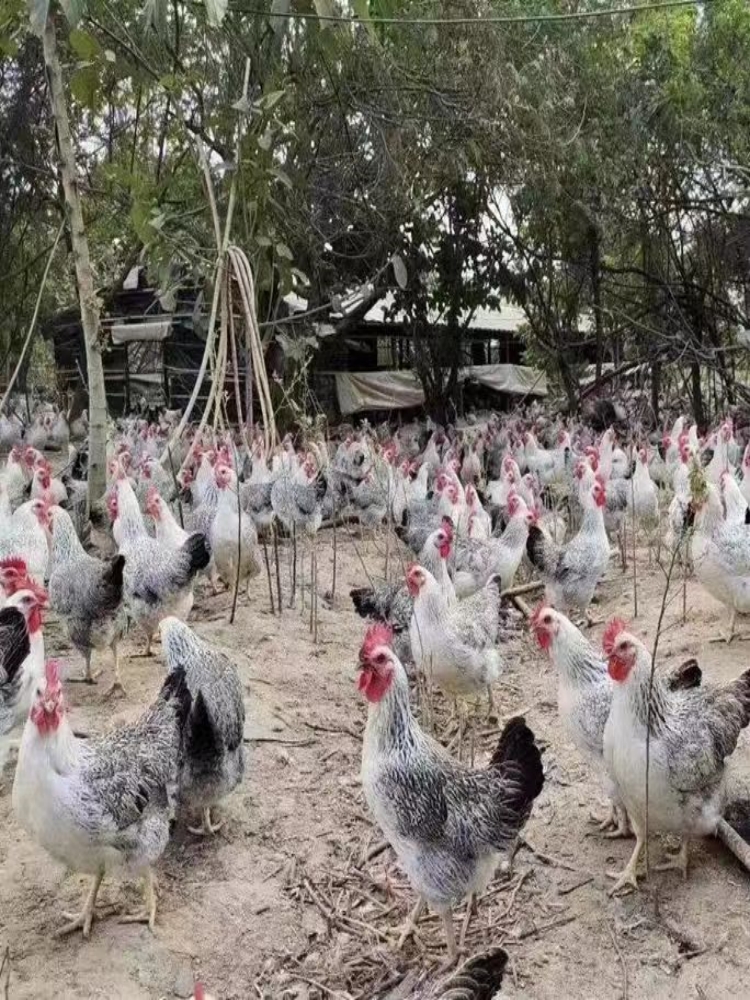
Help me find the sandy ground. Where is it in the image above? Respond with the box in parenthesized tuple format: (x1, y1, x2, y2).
(2, 515, 750, 1000)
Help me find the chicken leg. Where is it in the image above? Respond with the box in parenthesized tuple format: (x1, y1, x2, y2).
(56, 869, 104, 938)
(120, 868, 158, 931)
(441, 909, 459, 967)
(395, 896, 426, 950)
(607, 822, 645, 895)
(104, 641, 126, 699)
(188, 806, 223, 837)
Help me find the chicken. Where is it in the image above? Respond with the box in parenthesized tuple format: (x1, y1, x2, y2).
(48, 506, 127, 691)
(0, 570, 47, 758)
(418, 949, 507, 1000)
(146, 485, 190, 550)
(359, 624, 543, 960)
(453, 492, 534, 598)
(629, 447, 659, 535)
(690, 482, 750, 641)
(0, 498, 51, 585)
(350, 519, 456, 663)
(526, 480, 610, 622)
(720, 470, 749, 527)
(13, 660, 191, 937)
(159, 616, 245, 835)
(0, 602, 31, 770)
(113, 476, 210, 656)
(210, 464, 261, 593)
(602, 620, 750, 894)
(407, 564, 505, 710)
(740, 443, 750, 507)
(530, 605, 702, 839)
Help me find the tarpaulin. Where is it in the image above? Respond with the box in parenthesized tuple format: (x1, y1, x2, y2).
(335, 363, 546, 414)
(110, 318, 173, 344)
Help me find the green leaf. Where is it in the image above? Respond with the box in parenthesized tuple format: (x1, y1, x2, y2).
(204, 0, 228, 27)
(27, 0, 49, 36)
(352, 0, 376, 40)
(259, 89, 285, 111)
(391, 253, 408, 289)
(256, 235, 273, 247)
(69, 64, 99, 108)
(0, 36, 19, 58)
(60, 0, 85, 28)
(68, 28, 101, 61)
(276, 242, 293, 261)
(257, 129, 272, 151)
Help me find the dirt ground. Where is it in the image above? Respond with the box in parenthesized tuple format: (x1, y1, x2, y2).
(2, 516, 750, 1000)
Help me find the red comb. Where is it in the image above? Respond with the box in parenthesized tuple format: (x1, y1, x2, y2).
(193, 985, 205, 1000)
(0, 557, 27, 576)
(360, 623, 394, 660)
(602, 618, 627, 656)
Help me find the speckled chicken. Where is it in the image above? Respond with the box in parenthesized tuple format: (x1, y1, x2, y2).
(408, 564, 506, 708)
(12, 660, 191, 937)
(48, 505, 127, 692)
(0, 498, 51, 585)
(359, 624, 543, 960)
(526, 480, 610, 621)
(113, 476, 210, 656)
(413, 949, 507, 999)
(453, 492, 534, 597)
(602, 620, 750, 894)
(350, 520, 456, 662)
(159, 616, 245, 835)
(690, 482, 750, 641)
(0, 602, 31, 769)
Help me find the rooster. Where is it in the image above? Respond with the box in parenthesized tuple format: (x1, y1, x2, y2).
(359, 624, 543, 960)
(48, 506, 127, 692)
(602, 619, 750, 894)
(13, 660, 191, 937)
(159, 617, 245, 835)
(526, 480, 609, 623)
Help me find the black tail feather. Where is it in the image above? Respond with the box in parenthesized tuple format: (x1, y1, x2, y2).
(489, 715, 545, 805)
(435, 948, 508, 1000)
(350, 587, 378, 620)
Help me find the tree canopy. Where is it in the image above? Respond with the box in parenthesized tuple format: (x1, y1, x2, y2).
(3, 0, 750, 425)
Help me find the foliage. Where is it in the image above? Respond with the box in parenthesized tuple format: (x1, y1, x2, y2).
(3, 0, 750, 424)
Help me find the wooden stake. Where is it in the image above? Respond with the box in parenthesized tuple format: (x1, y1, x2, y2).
(273, 521, 283, 615)
(262, 530, 275, 615)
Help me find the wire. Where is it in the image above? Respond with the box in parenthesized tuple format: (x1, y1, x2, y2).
(226, 0, 716, 27)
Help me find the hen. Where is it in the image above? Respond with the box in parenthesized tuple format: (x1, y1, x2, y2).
(602, 620, 750, 894)
(0, 602, 31, 770)
(690, 482, 750, 641)
(113, 476, 209, 656)
(526, 481, 610, 622)
(359, 624, 543, 960)
(12, 660, 191, 937)
(0, 498, 51, 585)
(159, 616, 245, 835)
(48, 505, 127, 692)
(210, 464, 261, 593)
(408, 564, 506, 713)
(531, 605, 702, 839)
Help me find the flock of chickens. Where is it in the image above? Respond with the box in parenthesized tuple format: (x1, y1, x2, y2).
(1, 401, 750, 998)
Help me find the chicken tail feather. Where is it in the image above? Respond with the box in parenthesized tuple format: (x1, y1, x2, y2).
(489, 715, 544, 808)
(350, 587, 378, 620)
(434, 948, 508, 999)
(525, 523, 557, 575)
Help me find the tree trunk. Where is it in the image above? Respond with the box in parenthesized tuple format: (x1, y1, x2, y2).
(691, 361, 705, 430)
(42, 15, 107, 508)
(650, 360, 660, 428)
(590, 223, 603, 381)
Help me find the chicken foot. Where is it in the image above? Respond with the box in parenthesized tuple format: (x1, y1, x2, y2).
(607, 825, 645, 895)
(440, 909, 459, 967)
(55, 869, 104, 939)
(120, 868, 158, 932)
(590, 801, 630, 838)
(103, 642, 126, 699)
(188, 807, 224, 836)
(395, 896, 426, 951)
(655, 838, 689, 878)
